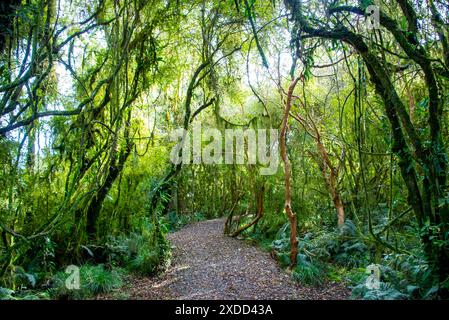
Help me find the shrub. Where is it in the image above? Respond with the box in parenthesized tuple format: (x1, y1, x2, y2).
(163, 211, 207, 232)
(292, 255, 326, 286)
(302, 220, 369, 268)
(347, 257, 435, 300)
(83, 265, 123, 294)
(351, 281, 409, 300)
(127, 245, 161, 275)
(105, 230, 169, 276)
(0, 287, 15, 300)
(334, 241, 369, 268)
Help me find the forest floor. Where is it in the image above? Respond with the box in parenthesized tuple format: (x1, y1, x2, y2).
(101, 218, 351, 300)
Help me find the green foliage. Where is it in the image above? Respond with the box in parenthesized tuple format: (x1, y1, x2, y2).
(0, 287, 50, 301)
(267, 218, 378, 289)
(104, 218, 170, 276)
(309, 220, 369, 268)
(11, 266, 37, 290)
(1, 0, 449, 301)
(162, 211, 207, 232)
(381, 253, 438, 299)
(0, 287, 15, 300)
(127, 246, 161, 275)
(345, 268, 367, 286)
(333, 241, 369, 268)
(346, 251, 441, 300)
(257, 211, 288, 241)
(351, 282, 409, 300)
(271, 219, 369, 270)
(326, 265, 348, 283)
(292, 254, 326, 286)
(83, 266, 123, 295)
(122, 231, 165, 276)
(347, 265, 411, 300)
(50, 264, 123, 300)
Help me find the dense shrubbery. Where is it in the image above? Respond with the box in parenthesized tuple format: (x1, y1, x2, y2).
(347, 252, 444, 300)
(105, 228, 170, 276)
(292, 255, 326, 286)
(163, 211, 207, 232)
(1, 264, 122, 300)
(270, 220, 367, 265)
(1, 0, 449, 301)
(49, 264, 123, 300)
(242, 214, 442, 300)
(0, 217, 169, 300)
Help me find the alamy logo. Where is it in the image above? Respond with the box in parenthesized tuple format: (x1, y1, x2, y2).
(65, 265, 80, 290)
(365, 5, 380, 30)
(366, 264, 381, 289)
(170, 124, 279, 175)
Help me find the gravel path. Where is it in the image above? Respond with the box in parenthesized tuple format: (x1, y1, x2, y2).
(120, 218, 350, 300)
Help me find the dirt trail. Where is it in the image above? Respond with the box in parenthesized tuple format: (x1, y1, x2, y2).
(117, 218, 350, 300)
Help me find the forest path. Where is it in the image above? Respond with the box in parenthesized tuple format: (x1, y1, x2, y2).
(117, 218, 350, 300)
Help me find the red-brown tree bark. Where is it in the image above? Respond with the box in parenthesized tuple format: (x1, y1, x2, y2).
(280, 77, 300, 268)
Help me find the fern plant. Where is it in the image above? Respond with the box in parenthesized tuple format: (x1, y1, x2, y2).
(292, 254, 326, 286)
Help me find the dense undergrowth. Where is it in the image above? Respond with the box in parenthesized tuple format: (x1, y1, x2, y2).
(0, 208, 443, 300)
(1, 0, 449, 302)
(0, 216, 171, 300)
(240, 210, 443, 300)
(163, 211, 208, 232)
(0, 210, 211, 300)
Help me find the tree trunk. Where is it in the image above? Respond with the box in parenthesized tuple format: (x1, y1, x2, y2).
(86, 135, 133, 239)
(316, 134, 345, 226)
(280, 77, 300, 268)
